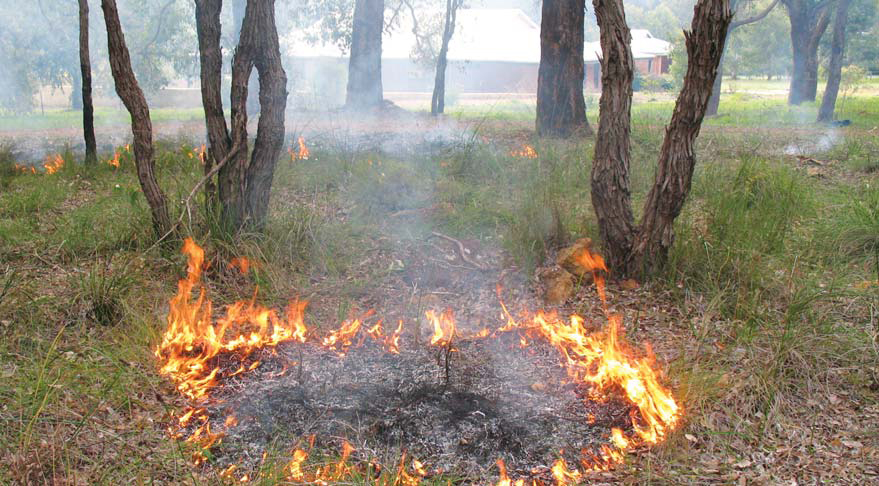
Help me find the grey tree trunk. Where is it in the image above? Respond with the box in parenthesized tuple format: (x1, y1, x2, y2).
(431, 0, 460, 115)
(536, 0, 591, 137)
(78, 0, 97, 165)
(817, 0, 850, 122)
(101, 0, 172, 236)
(783, 0, 832, 105)
(346, 0, 384, 110)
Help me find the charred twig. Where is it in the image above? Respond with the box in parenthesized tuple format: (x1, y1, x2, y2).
(429, 231, 486, 270)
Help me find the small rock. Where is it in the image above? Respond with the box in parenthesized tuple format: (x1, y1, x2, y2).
(556, 238, 597, 281)
(538, 267, 575, 305)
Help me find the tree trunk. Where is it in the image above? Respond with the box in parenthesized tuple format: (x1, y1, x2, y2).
(431, 0, 459, 115)
(590, 0, 636, 271)
(591, 0, 731, 277)
(817, 0, 850, 122)
(199, 0, 287, 231)
(195, 0, 230, 210)
(784, 0, 832, 105)
(706, 50, 724, 116)
(241, 0, 287, 227)
(78, 0, 97, 165)
(101, 0, 172, 236)
(346, 0, 384, 110)
(537, 0, 592, 137)
(629, 0, 732, 275)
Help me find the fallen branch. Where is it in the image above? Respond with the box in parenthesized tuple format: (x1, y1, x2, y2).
(429, 231, 486, 271)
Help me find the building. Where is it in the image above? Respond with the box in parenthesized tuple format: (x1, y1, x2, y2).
(583, 30, 672, 91)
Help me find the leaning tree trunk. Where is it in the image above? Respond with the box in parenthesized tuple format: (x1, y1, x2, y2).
(590, 0, 637, 271)
(78, 0, 97, 165)
(817, 0, 850, 122)
(346, 0, 384, 110)
(537, 0, 592, 137)
(195, 0, 230, 209)
(431, 0, 459, 115)
(629, 0, 732, 274)
(101, 0, 172, 236)
(591, 0, 731, 277)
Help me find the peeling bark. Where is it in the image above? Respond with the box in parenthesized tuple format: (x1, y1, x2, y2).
(101, 0, 171, 236)
(537, 0, 592, 137)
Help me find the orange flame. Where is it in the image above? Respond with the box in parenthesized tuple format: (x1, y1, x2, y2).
(43, 154, 63, 174)
(155, 238, 310, 400)
(510, 144, 537, 158)
(289, 136, 310, 161)
(425, 309, 456, 347)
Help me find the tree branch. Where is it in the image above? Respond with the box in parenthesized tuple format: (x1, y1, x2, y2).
(730, 0, 780, 29)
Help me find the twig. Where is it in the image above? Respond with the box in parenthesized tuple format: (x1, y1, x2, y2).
(429, 231, 486, 270)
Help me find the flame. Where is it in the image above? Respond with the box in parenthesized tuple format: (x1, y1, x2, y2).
(14, 164, 37, 174)
(108, 151, 121, 168)
(289, 136, 310, 161)
(425, 309, 456, 347)
(155, 238, 311, 400)
(510, 144, 537, 158)
(229, 257, 251, 275)
(43, 154, 63, 174)
(156, 240, 679, 482)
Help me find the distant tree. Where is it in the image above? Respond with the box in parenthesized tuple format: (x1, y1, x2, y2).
(430, 0, 463, 115)
(706, 0, 779, 116)
(591, 0, 731, 276)
(781, 0, 835, 105)
(101, 0, 171, 236)
(195, 0, 288, 231)
(346, 0, 384, 110)
(78, 0, 97, 165)
(536, 0, 591, 137)
(817, 0, 851, 121)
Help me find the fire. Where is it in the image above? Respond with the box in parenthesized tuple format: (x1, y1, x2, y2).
(289, 136, 309, 161)
(156, 240, 679, 483)
(155, 238, 309, 400)
(43, 154, 63, 174)
(108, 151, 121, 168)
(14, 163, 36, 174)
(510, 144, 537, 158)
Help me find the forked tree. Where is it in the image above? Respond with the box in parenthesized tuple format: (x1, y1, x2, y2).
(78, 0, 97, 165)
(591, 0, 732, 277)
(536, 0, 592, 137)
(346, 0, 384, 110)
(195, 0, 288, 231)
(101, 0, 172, 236)
(781, 0, 835, 105)
(817, 0, 851, 122)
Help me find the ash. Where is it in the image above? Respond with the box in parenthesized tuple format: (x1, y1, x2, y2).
(199, 325, 633, 478)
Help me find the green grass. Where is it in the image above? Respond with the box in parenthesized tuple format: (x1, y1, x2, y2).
(0, 107, 206, 132)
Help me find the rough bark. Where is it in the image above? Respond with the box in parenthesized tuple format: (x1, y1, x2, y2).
(629, 0, 732, 274)
(346, 0, 384, 110)
(431, 0, 460, 115)
(198, 0, 287, 231)
(78, 0, 97, 165)
(241, 0, 287, 227)
(590, 0, 636, 271)
(707, 0, 779, 116)
(195, 0, 229, 209)
(537, 0, 592, 137)
(783, 0, 833, 105)
(101, 0, 172, 236)
(817, 0, 850, 122)
(591, 0, 731, 277)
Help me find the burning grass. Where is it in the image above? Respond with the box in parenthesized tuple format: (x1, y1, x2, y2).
(155, 239, 680, 483)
